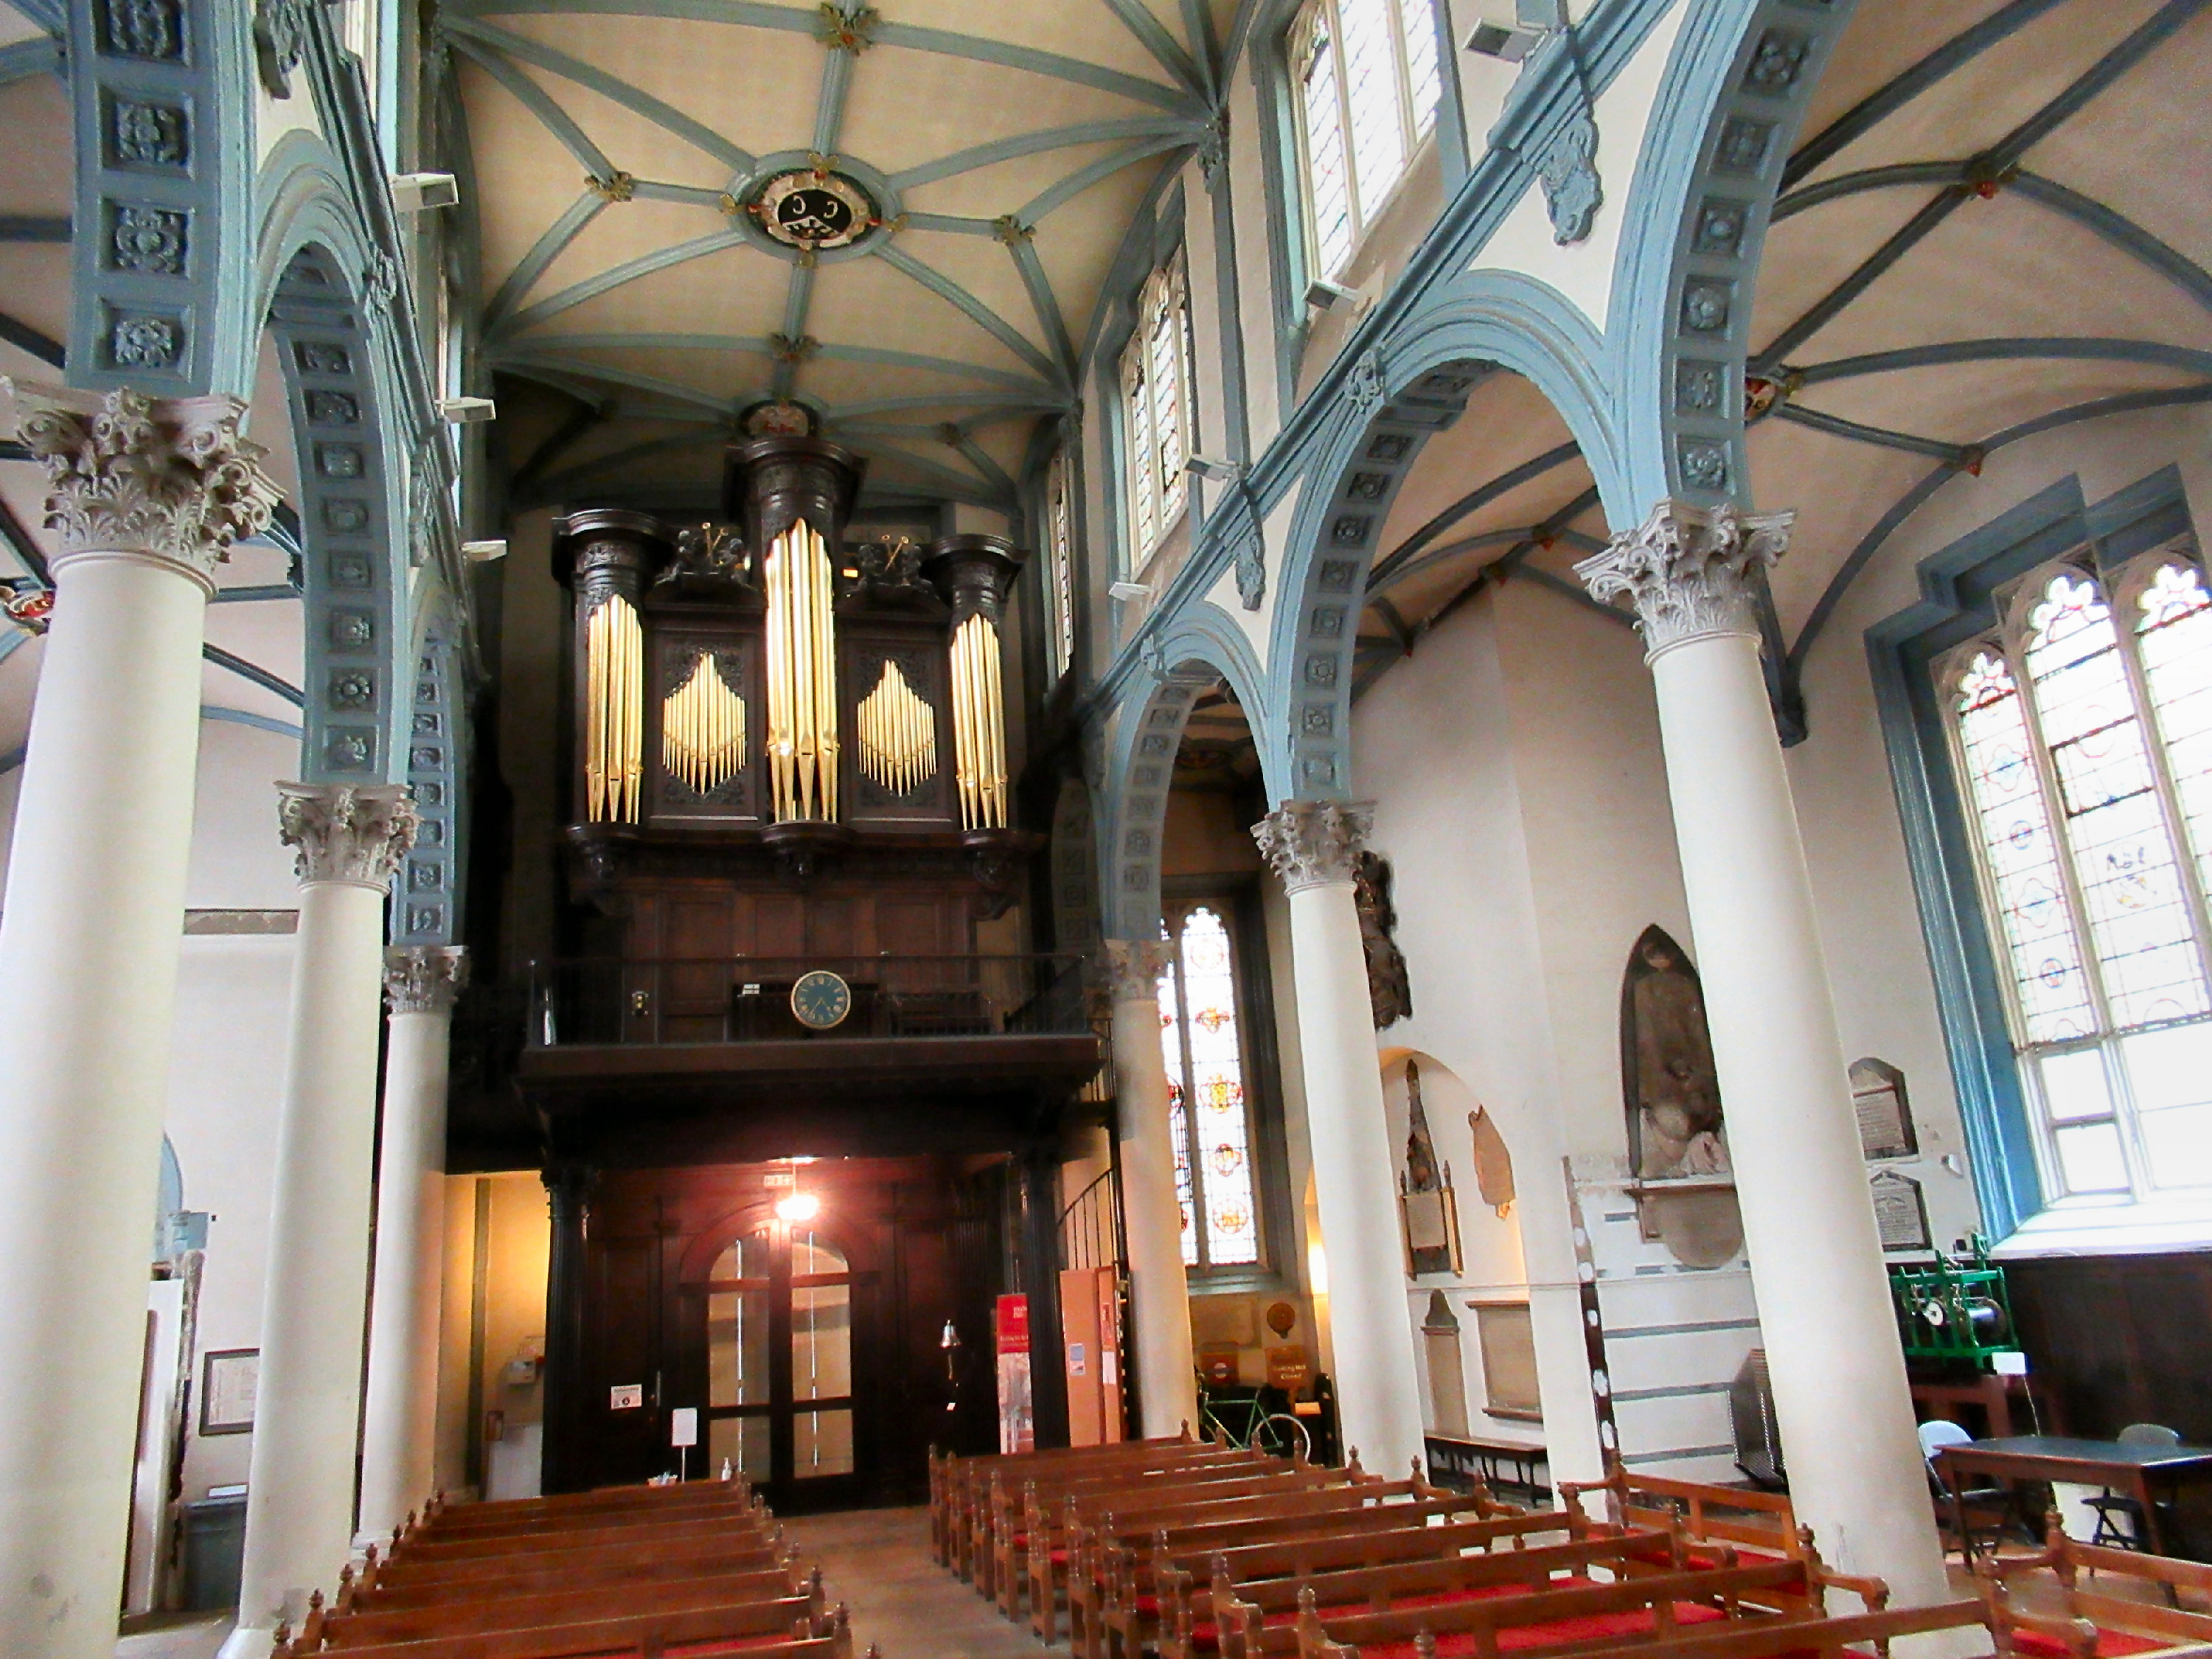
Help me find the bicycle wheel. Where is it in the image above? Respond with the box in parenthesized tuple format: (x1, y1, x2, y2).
(1252, 1412, 1311, 1462)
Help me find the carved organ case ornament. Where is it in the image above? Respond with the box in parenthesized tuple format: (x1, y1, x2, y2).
(552, 442, 1029, 846)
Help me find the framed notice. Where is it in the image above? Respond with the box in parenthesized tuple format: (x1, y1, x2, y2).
(200, 1349, 259, 1436)
(1850, 1058, 1918, 1161)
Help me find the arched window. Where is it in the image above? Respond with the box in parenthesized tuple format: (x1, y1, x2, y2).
(1288, 0, 1441, 280)
(1943, 553, 2212, 1200)
(1156, 903, 1263, 1268)
(1119, 251, 1194, 562)
(1046, 451, 1076, 678)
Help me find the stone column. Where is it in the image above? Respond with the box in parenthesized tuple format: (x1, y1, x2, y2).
(1103, 939, 1197, 1437)
(0, 386, 276, 1659)
(226, 786, 418, 1657)
(357, 947, 469, 1541)
(1253, 803, 1425, 1476)
(1575, 502, 1947, 1604)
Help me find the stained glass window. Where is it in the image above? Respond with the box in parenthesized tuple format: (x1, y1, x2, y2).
(1289, 0, 1444, 281)
(1157, 902, 1265, 1270)
(1944, 552, 2212, 1201)
(1119, 253, 1192, 562)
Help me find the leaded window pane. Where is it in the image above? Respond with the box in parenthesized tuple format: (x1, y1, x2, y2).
(1395, 0, 1441, 140)
(1157, 957, 1199, 1265)
(1339, 0, 1406, 217)
(2023, 574, 2209, 1029)
(1295, 10, 1354, 277)
(1179, 908, 1260, 1265)
(2138, 563, 2212, 900)
(1955, 650, 2095, 1042)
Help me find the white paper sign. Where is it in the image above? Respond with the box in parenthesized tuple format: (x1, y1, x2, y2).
(609, 1383, 644, 1411)
(670, 1406, 699, 1447)
(1068, 1342, 1087, 1377)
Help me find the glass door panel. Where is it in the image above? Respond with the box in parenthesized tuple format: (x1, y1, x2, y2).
(708, 1413, 773, 1482)
(794, 1406, 855, 1477)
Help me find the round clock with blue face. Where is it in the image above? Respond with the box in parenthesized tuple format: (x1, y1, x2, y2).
(790, 969, 852, 1031)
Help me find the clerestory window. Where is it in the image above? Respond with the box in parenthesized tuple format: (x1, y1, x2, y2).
(1046, 451, 1076, 679)
(1157, 902, 1264, 1270)
(1941, 548, 2212, 1204)
(1119, 251, 1194, 563)
(1288, 0, 1441, 281)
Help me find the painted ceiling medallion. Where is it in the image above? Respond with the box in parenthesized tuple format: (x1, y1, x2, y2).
(753, 169, 875, 251)
(743, 400, 815, 438)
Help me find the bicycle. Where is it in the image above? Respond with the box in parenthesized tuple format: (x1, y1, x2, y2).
(1197, 1382, 1312, 1462)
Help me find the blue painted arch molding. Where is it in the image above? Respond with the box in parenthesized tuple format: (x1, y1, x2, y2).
(255, 133, 413, 786)
(1100, 599, 1279, 939)
(1609, 0, 1865, 510)
(1265, 267, 1621, 803)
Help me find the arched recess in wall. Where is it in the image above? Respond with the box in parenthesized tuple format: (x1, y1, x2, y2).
(254, 139, 411, 786)
(1099, 603, 1279, 940)
(1379, 1051, 1536, 1436)
(1609, 0, 1860, 512)
(1265, 270, 1624, 802)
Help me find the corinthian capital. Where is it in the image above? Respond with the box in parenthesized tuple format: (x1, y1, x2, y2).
(1573, 499, 1795, 658)
(1102, 937, 1176, 1003)
(4, 381, 280, 586)
(277, 783, 419, 890)
(385, 945, 469, 1015)
(1252, 799, 1373, 894)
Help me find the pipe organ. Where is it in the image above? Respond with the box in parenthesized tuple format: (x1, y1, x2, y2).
(554, 439, 1031, 873)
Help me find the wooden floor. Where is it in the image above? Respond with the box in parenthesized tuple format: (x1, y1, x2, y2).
(782, 1505, 1066, 1655)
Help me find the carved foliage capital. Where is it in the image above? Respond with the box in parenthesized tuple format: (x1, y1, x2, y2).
(6, 382, 281, 582)
(385, 945, 469, 1015)
(277, 782, 419, 890)
(1573, 498, 1795, 657)
(1253, 799, 1374, 893)
(1102, 937, 1176, 1002)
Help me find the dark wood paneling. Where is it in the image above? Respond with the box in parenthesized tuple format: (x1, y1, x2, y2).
(2008, 1251, 2212, 1441)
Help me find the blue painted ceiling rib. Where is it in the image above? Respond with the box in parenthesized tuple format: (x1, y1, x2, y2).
(1769, 403, 1972, 465)
(442, 17, 756, 173)
(0, 35, 60, 87)
(449, 32, 616, 178)
(1789, 383, 2212, 677)
(483, 192, 606, 332)
(1100, 0, 1207, 97)
(0, 310, 66, 369)
(888, 119, 1206, 193)
(1783, 0, 2073, 189)
(0, 217, 69, 243)
(1793, 338, 2212, 386)
(872, 243, 1063, 386)
(201, 644, 305, 709)
(1368, 437, 1579, 586)
(446, 0, 1199, 112)
(493, 228, 752, 341)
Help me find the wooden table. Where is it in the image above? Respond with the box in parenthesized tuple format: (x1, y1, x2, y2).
(1936, 1435, 2212, 1559)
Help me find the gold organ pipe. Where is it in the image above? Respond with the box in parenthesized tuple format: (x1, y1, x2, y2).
(857, 658, 937, 793)
(583, 592, 643, 824)
(948, 611, 1007, 830)
(661, 652, 748, 795)
(764, 520, 841, 821)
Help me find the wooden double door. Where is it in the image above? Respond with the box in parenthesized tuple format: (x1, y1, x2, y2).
(689, 1214, 869, 1505)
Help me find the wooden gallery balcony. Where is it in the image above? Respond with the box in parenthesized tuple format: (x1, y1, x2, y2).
(512, 953, 1107, 1166)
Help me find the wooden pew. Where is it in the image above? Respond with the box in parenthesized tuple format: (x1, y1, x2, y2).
(1120, 1506, 1592, 1659)
(966, 1444, 1267, 1593)
(415, 1480, 763, 1540)
(338, 1535, 797, 1613)
(976, 1450, 1282, 1607)
(1014, 1459, 1341, 1631)
(275, 1601, 863, 1659)
(931, 1429, 1200, 1563)
(1294, 1596, 1995, 1659)
(1195, 1526, 1699, 1659)
(1070, 1474, 1492, 1658)
(294, 1571, 821, 1652)
(1273, 1555, 1868, 1659)
(1978, 1516, 2212, 1659)
(389, 1509, 777, 1565)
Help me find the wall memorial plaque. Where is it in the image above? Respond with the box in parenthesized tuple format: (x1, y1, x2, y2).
(1870, 1169, 1931, 1252)
(1850, 1057, 1917, 1160)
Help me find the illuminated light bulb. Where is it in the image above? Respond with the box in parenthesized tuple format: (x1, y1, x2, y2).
(775, 1191, 821, 1223)
(1306, 1240, 1330, 1297)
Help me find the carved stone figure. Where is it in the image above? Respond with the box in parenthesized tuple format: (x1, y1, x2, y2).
(1621, 925, 1728, 1180)
(1354, 849, 1412, 1028)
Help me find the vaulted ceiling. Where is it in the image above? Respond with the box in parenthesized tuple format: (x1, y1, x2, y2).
(1353, 0, 2212, 703)
(442, 0, 1238, 522)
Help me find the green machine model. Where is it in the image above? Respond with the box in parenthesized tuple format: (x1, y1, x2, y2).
(1889, 1236, 2020, 1367)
